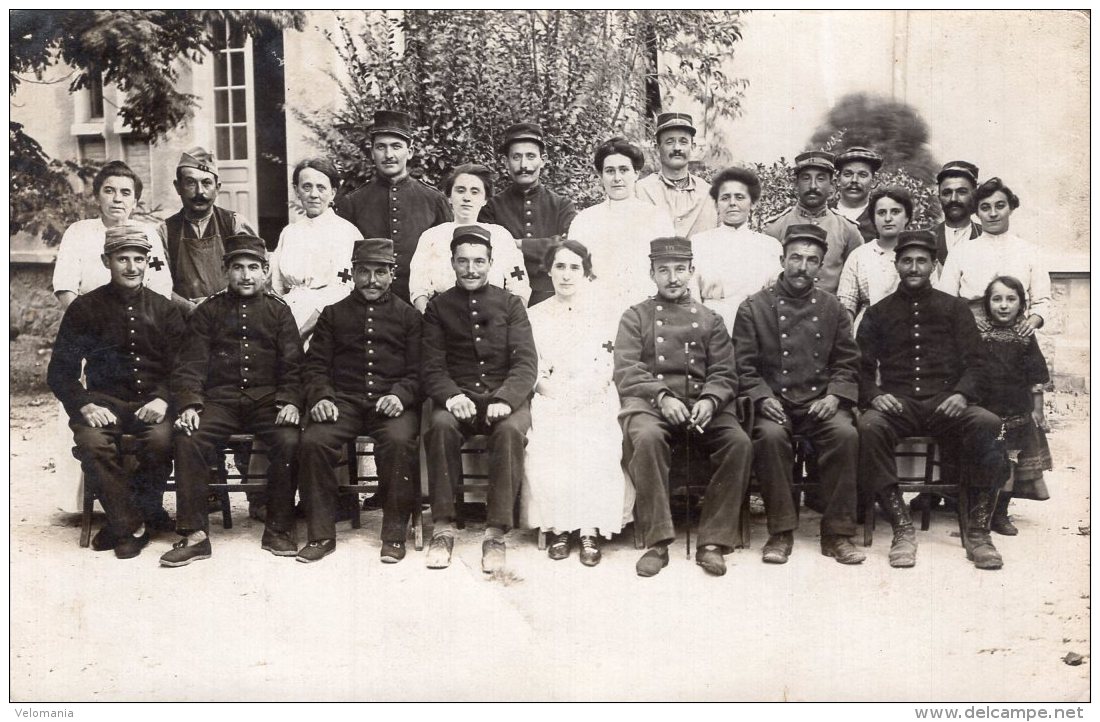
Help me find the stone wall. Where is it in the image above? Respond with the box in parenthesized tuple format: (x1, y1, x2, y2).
(10, 264, 62, 338)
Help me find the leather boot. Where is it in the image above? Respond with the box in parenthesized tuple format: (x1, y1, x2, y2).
(964, 489, 1004, 570)
(877, 485, 917, 568)
(991, 494, 1018, 536)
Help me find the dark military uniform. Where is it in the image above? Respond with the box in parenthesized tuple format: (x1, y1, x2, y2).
(613, 293, 752, 551)
(480, 183, 576, 306)
(763, 205, 864, 294)
(47, 283, 186, 536)
(298, 289, 422, 544)
(733, 275, 861, 537)
(336, 176, 452, 304)
(856, 283, 1005, 494)
(422, 283, 538, 530)
(171, 288, 304, 535)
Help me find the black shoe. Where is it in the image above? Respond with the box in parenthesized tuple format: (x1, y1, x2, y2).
(762, 531, 794, 564)
(991, 497, 1018, 536)
(160, 536, 212, 567)
(636, 546, 669, 577)
(261, 528, 298, 557)
(695, 545, 727, 576)
(248, 502, 267, 522)
(547, 531, 571, 561)
(91, 526, 121, 552)
(296, 539, 336, 564)
(114, 529, 150, 559)
(578, 535, 601, 567)
(380, 541, 406, 564)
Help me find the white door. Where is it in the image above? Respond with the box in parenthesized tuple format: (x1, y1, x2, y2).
(211, 20, 258, 224)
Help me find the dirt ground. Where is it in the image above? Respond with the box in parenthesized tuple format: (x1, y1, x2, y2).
(8, 392, 1091, 702)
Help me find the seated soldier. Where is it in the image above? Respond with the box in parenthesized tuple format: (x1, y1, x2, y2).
(47, 225, 186, 559)
(160, 234, 304, 567)
(732, 224, 865, 565)
(297, 238, 422, 563)
(422, 225, 538, 572)
(857, 230, 1008, 569)
(613, 236, 753, 578)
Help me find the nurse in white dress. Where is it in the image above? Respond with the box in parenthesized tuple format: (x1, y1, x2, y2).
(523, 240, 634, 566)
(268, 158, 360, 342)
(568, 137, 675, 314)
(408, 162, 530, 312)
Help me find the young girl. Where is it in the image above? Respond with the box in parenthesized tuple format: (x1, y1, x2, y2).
(980, 275, 1053, 535)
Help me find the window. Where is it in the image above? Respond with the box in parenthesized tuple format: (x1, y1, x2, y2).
(212, 20, 249, 160)
(87, 72, 104, 120)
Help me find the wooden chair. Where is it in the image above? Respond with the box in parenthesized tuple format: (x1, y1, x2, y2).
(339, 436, 425, 550)
(861, 436, 966, 546)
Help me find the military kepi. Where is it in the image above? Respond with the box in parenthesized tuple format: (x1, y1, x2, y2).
(499, 122, 544, 153)
(894, 230, 937, 256)
(936, 160, 980, 185)
(783, 224, 829, 254)
(222, 233, 267, 263)
(793, 150, 836, 174)
(451, 224, 492, 250)
(655, 112, 696, 137)
(352, 238, 396, 265)
(835, 146, 882, 172)
(177, 146, 218, 178)
(371, 109, 413, 141)
(648, 236, 693, 260)
(103, 224, 152, 254)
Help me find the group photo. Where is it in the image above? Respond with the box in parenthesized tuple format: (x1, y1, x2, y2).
(8, 9, 1091, 707)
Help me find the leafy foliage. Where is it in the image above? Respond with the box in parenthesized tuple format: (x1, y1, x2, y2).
(9, 10, 305, 243)
(300, 10, 749, 210)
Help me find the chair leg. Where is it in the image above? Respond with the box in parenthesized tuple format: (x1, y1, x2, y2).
(218, 489, 233, 529)
(863, 490, 875, 547)
(738, 492, 751, 549)
(351, 492, 363, 530)
(537, 529, 547, 550)
(79, 473, 93, 548)
(920, 502, 932, 531)
(413, 503, 424, 551)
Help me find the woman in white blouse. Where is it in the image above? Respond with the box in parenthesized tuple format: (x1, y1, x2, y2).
(836, 186, 913, 331)
(408, 162, 530, 313)
(690, 166, 782, 331)
(937, 178, 1051, 335)
(268, 157, 361, 340)
(52, 160, 172, 307)
(568, 137, 675, 312)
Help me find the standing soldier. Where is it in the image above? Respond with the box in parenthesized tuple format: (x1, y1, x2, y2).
(764, 151, 864, 295)
(480, 122, 577, 306)
(160, 234, 304, 567)
(635, 112, 717, 239)
(47, 225, 186, 559)
(931, 160, 982, 265)
(162, 148, 258, 315)
(297, 239, 422, 563)
(336, 109, 452, 304)
(829, 146, 882, 243)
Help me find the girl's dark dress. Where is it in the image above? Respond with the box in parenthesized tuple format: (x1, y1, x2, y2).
(980, 325, 1052, 500)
